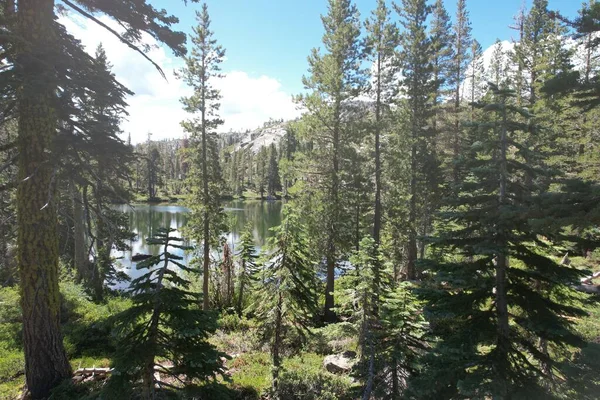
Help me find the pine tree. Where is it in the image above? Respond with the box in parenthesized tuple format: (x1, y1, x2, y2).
(412, 84, 600, 398)
(448, 0, 472, 183)
(429, 0, 454, 130)
(178, 3, 226, 310)
(256, 147, 268, 199)
(146, 145, 162, 199)
(423, 0, 451, 260)
(4, 1, 191, 394)
(467, 39, 484, 118)
(394, 0, 434, 280)
(296, 0, 363, 322)
(515, 0, 552, 107)
(380, 282, 428, 399)
(252, 210, 319, 397)
(488, 39, 509, 87)
(78, 44, 134, 301)
(108, 228, 226, 399)
(347, 236, 379, 399)
(279, 125, 297, 198)
(267, 143, 281, 198)
(565, 0, 600, 110)
(365, 0, 399, 250)
(236, 224, 258, 316)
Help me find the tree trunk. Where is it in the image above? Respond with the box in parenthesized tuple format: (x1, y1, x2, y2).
(272, 291, 283, 399)
(406, 140, 418, 281)
(237, 259, 245, 316)
(324, 101, 341, 323)
(373, 53, 382, 248)
(16, 1, 72, 397)
(373, 50, 383, 304)
(201, 68, 212, 310)
(93, 186, 107, 302)
(391, 356, 400, 400)
(71, 182, 87, 283)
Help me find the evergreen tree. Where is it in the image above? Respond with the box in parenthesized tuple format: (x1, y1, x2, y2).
(252, 210, 319, 397)
(256, 147, 268, 199)
(53, 41, 134, 300)
(467, 39, 484, 118)
(347, 236, 381, 399)
(412, 84, 600, 398)
(379, 282, 428, 399)
(514, 0, 552, 107)
(108, 228, 226, 399)
(267, 143, 281, 197)
(178, 3, 226, 310)
(279, 125, 298, 198)
(421, 0, 450, 260)
(488, 39, 510, 87)
(296, 0, 363, 322)
(395, 0, 434, 280)
(563, 0, 600, 110)
(448, 0, 472, 182)
(429, 0, 454, 131)
(236, 224, 258, 316)
(3, 1, 190, 394)
(365, 0, 399, 247)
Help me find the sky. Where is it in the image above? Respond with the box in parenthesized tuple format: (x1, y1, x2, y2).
(58, 0, 583, 143)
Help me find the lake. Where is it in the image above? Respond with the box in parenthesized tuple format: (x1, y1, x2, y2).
(111, 200, 283, 287)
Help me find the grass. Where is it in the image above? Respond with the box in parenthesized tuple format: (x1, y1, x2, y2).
(0, 281, 131, 399)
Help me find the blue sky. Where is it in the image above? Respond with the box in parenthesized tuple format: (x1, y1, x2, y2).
(60, 0, 585, 143)
(157, 0, 583, 94)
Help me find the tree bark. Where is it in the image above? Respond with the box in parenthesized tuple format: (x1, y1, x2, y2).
(373, 50, 383, 295)
(71, 181, 87, 283)
(237, 259, 245, 316)
(324, 100, 341, 323)
(93, 185, 108, 302)
(16, 1, 72, 397)
(200, 57, 211, 310)
(406, 139, 418, 281)
(272, 291, 283, 399)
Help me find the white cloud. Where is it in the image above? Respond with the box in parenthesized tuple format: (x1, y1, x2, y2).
(59, 13, 299, 144)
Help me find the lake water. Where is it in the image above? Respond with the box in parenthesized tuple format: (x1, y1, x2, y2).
(112, 200, 283, 287)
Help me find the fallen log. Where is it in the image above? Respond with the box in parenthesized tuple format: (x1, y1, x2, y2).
(73, 364, 173, 377)
(581, 271, 600, 285)
(74, 367, 112, 375)
(573, 284, 600, 294)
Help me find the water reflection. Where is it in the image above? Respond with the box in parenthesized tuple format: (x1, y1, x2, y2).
(223, 199, 283, 248)
(111, 201, 283, 288)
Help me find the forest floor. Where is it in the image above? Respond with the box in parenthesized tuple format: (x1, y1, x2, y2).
(0, 279, 358, 399)
(1, 259, 599, 399)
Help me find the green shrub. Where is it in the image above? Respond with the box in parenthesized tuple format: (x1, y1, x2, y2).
(306, 322, 358, 355)
(278, 366, 353, 400)
(60, 281, 131, 358)
(218, 313, 255, 333)
(0, 349, 23, 382)
(228, 352, 271, 394)
(0, 379, 23, 400)
(0, 286, 22, 350)
(0, 286, 25, 394)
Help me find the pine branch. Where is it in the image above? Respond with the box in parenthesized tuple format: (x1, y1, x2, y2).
(61, 0, 166, 79)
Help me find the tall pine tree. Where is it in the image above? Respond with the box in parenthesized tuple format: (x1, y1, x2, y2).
(296, 0, 363, 322)
(395, 0, 434, 280)
(178, 3, 226, 310)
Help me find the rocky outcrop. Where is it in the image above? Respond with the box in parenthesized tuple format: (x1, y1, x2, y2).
(323, 351, 357, 374)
